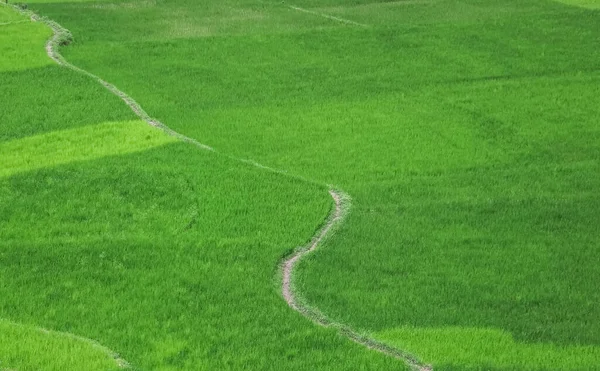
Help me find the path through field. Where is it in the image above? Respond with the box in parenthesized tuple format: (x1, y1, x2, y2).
(282, 190, 431, 371)
(15, 6, 428, 370)
(4, 1, 600, 369)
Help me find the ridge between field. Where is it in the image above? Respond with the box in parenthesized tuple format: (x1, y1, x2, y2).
(9, 5, 431, 370)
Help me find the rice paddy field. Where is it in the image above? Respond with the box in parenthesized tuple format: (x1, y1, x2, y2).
(1, 0, 599, 370)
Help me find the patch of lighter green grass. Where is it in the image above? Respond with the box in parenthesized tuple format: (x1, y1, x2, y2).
(376, 327, 600, 370)
(0, 120, 176, 178)
(0, 319, 122, 371)
(553, 0, 600, 9)
(0, 4, 26, 23)
(0, 20, 53, 72)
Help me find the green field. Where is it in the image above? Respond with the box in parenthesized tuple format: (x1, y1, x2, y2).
(1, 0, 599, 370)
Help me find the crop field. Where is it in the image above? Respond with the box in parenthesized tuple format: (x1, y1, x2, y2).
(1, 0, 599, 370)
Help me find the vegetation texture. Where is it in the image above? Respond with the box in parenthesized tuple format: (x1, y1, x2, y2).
(1, 0, 599, 370)
(0, 4, 403, 370)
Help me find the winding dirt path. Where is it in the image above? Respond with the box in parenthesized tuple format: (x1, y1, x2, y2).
(35, 13, 213, 152)
(282, 190, 344, 312)
(13, 5, 432, 370)
(282, 190, 431, 371)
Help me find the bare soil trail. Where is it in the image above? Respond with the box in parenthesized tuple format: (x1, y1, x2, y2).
(282, 190, 431, 371)
(9, 4, 432, 370)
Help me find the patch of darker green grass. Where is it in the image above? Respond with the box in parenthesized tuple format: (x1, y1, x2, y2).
(0, 66, 136, 141)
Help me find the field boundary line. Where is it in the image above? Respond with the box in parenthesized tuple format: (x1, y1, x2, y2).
(288, 5, 369, 27)
(0, 319, 129, 369)
(7, 4, 430, 370)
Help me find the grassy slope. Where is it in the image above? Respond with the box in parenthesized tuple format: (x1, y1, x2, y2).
(30, 0, 600, 369)
(0, 6, 405, 370)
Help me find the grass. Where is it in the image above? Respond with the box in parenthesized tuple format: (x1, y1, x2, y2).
(0, 120, 176, 178)
(1, 0, 599, 369)
(1, 145, 404, 370)
(377, 327, 600, 370)
(0, 319, 122, 371)
(0, 8, 24, 23)
(0, 65, 136, 141)
(0, 21, 53, 72)
(0, 4, 405, 370)
(553, 0, 600, 9)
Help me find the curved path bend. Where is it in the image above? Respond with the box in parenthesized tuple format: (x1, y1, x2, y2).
(282, 190, 431, 371)
(14, 5, 432, 370)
